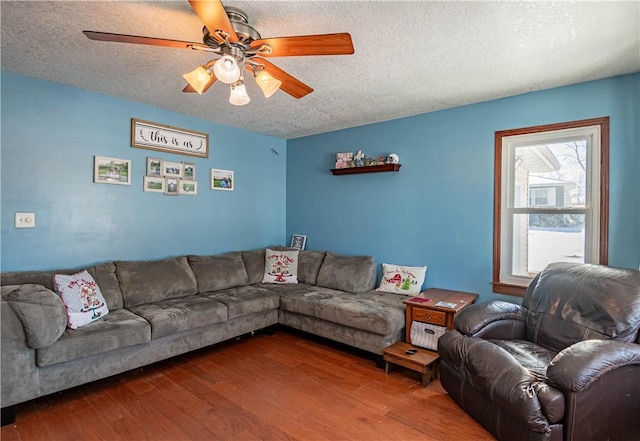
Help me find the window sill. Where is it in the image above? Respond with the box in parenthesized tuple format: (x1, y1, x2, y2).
(492, 282, 526, 297)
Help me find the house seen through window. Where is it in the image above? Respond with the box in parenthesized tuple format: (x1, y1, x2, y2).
(493, 118, 609, 296)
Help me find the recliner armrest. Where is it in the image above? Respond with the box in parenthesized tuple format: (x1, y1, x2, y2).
(547, 340, 640, 392)
(454, 300, 527, 339)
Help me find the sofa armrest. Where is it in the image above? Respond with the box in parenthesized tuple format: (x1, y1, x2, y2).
(2, 284, 67, 348)
(1, 296, 40, 408)
(547, 340, 640, 392)
(454, 300, 527, 339)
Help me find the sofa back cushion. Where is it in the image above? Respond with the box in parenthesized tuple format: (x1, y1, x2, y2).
(316, 252, 376, 293)
(1, 262, 124, 310)
(187, 252, 249, 293)
(523, 262, 640, 351)
(298, 251, 326, 285)
(241, 248, 267, 285)
(116, 256, 198, 307)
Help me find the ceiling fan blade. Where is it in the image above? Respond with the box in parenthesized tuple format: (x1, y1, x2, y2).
(255, 58, 313, 99)
(189, 0, 238, 43)
(83, 31, 209, 50)
(250, 33, 354, 57)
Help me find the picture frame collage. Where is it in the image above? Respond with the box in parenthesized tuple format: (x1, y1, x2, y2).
(144, 157, 197, 195)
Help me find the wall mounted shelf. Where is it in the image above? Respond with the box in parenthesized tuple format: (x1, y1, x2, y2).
(331, 164, 401, 175)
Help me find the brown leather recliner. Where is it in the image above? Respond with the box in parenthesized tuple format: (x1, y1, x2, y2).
(438, 262, 640, 441)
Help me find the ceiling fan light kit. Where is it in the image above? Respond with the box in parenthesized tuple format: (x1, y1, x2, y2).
(255, 70, 282, 98)
(83, 0, 354, 105)
(182, 65, 214, 95)
(229, 77, 250, 106)
(212, 54, 241, 84)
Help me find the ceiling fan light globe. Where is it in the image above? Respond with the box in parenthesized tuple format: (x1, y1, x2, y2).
(213, 55, 241, 84)
(182, 66, 211, 95)
(255, 71, 282, 98)
(229, 83, 250, 106)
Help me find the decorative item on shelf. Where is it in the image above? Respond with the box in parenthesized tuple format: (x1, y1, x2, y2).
(330, 151, 402, 174)
(335, 152, 353, 169)
(386, 153, 400, 164)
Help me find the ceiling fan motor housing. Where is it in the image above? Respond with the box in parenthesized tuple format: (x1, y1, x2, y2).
(202, 6, 261, 60)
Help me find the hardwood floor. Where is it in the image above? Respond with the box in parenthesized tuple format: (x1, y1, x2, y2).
(1, 329, 495, 441)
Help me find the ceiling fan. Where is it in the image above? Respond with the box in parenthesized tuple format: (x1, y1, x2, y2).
(83, 0, 354, 105)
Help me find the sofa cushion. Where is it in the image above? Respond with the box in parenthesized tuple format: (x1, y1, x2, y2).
(1, 263, 125, 311)
(87, 262, 124, 310)
(188, 252, 249, 293)
(127, 296, 227, 339)
(297, 251, 326, 285)
(316, 252, 377, 293)
(1, 269, 73, 291)
(241, 248, 266, 285)
(54, 270, 110, 329)
(36, 309, 151, 367)
(376, 263, 427, 295)
(203, 286, 280, 320)
(116, 257, 198, 307)
(2, 284, 67, 349)
(279, 287, 405, 335)
(262, 249, 299, 284)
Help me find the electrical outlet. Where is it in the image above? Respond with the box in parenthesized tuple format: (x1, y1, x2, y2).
(15, 212, 35, 228)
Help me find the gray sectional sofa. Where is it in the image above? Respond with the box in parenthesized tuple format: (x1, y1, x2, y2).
(1, 248, 407, 424)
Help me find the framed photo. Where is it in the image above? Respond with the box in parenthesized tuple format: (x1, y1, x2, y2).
(146, 157, 163, 177)
(211, 168, 234, 191)
(290, 234, 307, 250)
(164, 178, 180, 195)
(163, 160, 182, 178)
(182, 162, 196, 180)
(93, 156, 131, 185)
(179, 180, 198, 195)
(131, 118, 209, 158)
(143, 176, 165, 193)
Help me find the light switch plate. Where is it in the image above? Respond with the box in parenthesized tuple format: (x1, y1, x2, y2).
(15, 212, 35, 228)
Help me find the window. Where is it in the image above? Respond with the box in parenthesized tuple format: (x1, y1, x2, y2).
(493, 117, 609, 296)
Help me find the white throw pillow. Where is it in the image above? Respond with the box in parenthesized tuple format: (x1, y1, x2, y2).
(262, 249, 299, 284)
(54, 270, 109, 329)
(376, 263, 427, 295)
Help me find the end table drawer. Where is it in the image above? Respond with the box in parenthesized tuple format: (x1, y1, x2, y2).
(412, 308, 447, 326)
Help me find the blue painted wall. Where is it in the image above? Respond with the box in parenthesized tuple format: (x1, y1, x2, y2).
(3, 72, 638, 302)
(1, 72, 287, 271)
(286, 74, 640, 302)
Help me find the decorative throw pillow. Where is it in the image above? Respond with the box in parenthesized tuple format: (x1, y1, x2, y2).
(54, 270, 109, 329)
(376, 263, 427, 295)
(262, 248, 299, 284)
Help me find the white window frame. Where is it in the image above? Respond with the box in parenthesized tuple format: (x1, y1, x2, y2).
(493, 118, 609, 296)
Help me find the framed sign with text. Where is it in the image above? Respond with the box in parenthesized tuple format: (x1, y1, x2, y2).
(131, 118, 209, 158)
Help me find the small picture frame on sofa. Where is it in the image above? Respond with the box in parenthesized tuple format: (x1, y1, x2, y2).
(290, 234, 306, 250)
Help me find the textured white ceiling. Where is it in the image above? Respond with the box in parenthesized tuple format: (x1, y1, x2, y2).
(2, 1, 639, 139)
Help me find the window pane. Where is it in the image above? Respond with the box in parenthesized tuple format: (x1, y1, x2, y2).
(514, 141, 587, 208)
(511, 213, 585, 276)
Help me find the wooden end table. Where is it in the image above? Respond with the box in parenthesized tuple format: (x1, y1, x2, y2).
(404, 288, 479, 342)
(383, 288, 478, 387)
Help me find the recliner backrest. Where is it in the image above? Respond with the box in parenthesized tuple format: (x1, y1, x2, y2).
(522, 262, 640, 352)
